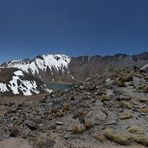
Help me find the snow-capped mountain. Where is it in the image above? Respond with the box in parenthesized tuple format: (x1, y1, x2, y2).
(2, 54, 70, 74)
(1, 54, 74, 82)
(0, 68, 51, 96)
(1, 52, 148, 83)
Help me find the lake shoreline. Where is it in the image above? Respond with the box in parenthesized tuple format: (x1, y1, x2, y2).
(47, 82, 76, 91)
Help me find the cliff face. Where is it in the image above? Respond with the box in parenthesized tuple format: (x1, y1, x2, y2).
(69, 52, 148, 81)
(1, 52, 148, 83)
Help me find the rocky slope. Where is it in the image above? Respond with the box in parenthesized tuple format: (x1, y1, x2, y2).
(0, 67, 148, 147)
(0, 68, 51, 96)
(1, 52, 148, 83)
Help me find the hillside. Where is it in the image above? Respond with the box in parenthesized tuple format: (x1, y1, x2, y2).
(0, 66, 148, 147)
(0, 68, 51, 96)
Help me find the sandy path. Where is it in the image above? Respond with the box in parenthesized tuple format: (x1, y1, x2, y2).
(0, 138, 32, 148)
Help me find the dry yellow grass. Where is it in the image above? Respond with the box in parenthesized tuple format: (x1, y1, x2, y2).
(138, 108, 148, 113)
(132, 135, 148, 146)
(72, 124, 86, 134)
(100, 95, 110, 102)
(84, 120, 94, 129)
(128, 126, 144, 135)
(92, 133, 106, 142)
(119, 112, 133, 120)
(104, 129, 131, 145)
(103, 128, 148, 147)
(62, 103, 71, 112)
(119, 101, 132, 109)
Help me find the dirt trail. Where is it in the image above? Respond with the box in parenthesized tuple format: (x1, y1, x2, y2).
(0, 138, 32, 148)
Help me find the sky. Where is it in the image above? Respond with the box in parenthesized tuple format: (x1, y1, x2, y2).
(0, 0, 148, 62)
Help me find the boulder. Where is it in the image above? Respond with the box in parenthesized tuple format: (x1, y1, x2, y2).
(140, 64, 148, 73)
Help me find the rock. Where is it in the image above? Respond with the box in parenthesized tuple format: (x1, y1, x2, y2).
(85, 101, 107, 124)
(56, 121, 63, 125)
(117, 95, 131, 101)
(8, 105, 18, 113)
(25, 120, 37, 131)
(140, 63, 148, 73)
(106, 89, 114, 97)
(10, 126, 19, 137)
(105, 120, 117, 125)
(64, 134, 70, 139)
(80, 85, 85, 89)
(106, 78, 114, 85)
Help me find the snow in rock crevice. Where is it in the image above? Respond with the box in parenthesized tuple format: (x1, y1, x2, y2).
(14, 70, 24, 76)
(0, 83, 9, 92)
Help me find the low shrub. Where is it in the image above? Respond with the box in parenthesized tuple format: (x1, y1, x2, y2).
(93, 133, 106, 142)
(118, 112, 133, 120)
(128, 125, 144, 134)
(119, 101, 132, 109)
(104, 129, 131, 145)
(84, 120, 94, 129)
(138, 108, 148, 113)
(72, 124, 86, 134)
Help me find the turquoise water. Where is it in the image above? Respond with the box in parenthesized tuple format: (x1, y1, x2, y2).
(48, 83, 75, 91)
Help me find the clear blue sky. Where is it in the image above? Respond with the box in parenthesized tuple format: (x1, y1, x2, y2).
(0, 0, 148, 62)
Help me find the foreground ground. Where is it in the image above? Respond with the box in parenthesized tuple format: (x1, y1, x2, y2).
(0, 69, 148, 148)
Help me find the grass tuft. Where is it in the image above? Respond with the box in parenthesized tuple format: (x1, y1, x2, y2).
(104, 129, 131, 145)
(119, 112, 133, 120)
(119, 101, 132, 109)
(72, 124, 86, 134)
(128, 125, 144, 135)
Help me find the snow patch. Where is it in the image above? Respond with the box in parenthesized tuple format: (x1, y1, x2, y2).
(8, 76, 19, 94)
(0, 83, 9, 92)
(19, 80, 40, 96)
(14, 70, 24, 76)
(8, 76, 40, 96)
(69, 73, 75, 80)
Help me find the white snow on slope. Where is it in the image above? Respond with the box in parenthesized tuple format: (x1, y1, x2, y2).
(14, 70, 24, 76)
(0, 83, 9, 92)
(8, 76, 20, 95)
(0, 70, 44, 96)
(8, 75, 40, 96)
(6, 54, 71, 75)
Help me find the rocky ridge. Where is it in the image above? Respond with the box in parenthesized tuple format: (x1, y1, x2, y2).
(0, 66, 148, 147)
(1, 52, 148, 83)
